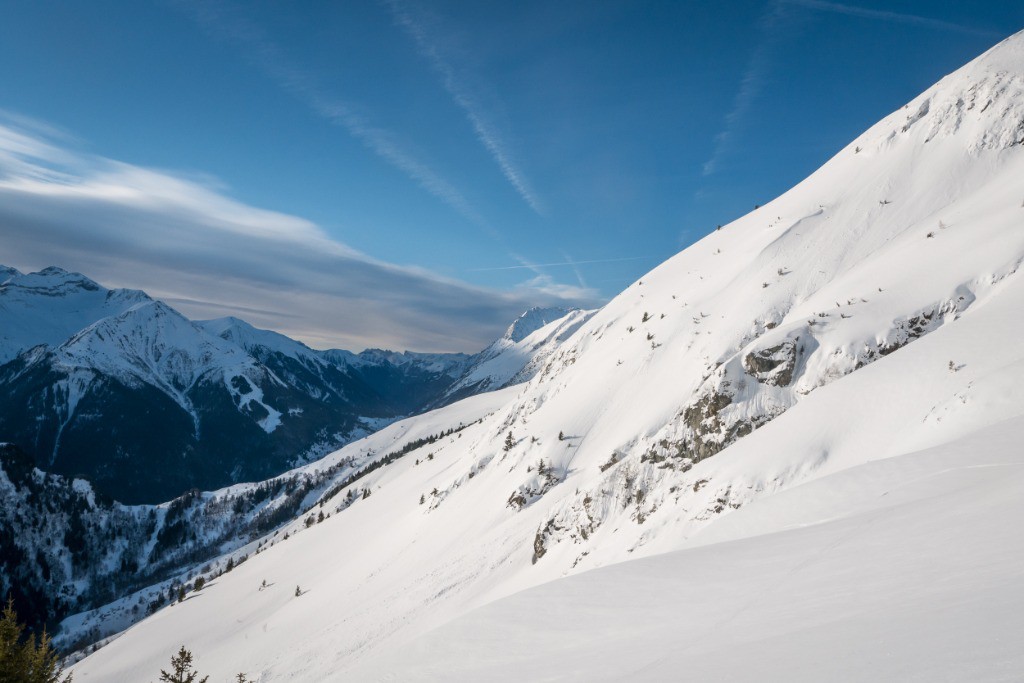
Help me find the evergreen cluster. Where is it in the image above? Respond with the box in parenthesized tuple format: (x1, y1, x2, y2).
(318, 424, 472, 506)
(0, 599, 71, 683)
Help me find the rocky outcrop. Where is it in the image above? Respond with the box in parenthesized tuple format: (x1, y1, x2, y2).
(743, 339, 798, 386)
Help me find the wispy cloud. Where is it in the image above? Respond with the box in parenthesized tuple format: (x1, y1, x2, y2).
(784, 0, 1003, 38)
(469, 255, 655, 272)
(172, 0, 492, 232)
(382, 0, 545, 216)
(702, 2, 794, 177)
(0, 113, 599, 352)
(516, 274, 596, 302)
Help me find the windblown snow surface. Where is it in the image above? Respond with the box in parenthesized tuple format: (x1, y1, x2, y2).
(71, 31, 1024, 681)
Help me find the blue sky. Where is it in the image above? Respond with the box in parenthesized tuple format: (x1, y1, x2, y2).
(0, 0, 1020, 351)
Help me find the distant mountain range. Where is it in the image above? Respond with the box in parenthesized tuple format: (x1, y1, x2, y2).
(0, 265, 590, 503)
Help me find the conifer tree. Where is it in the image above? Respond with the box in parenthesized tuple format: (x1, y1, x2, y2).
(159, 646, 208, 683)
(0, 599, 72, 683)
(503, 432, 514, 452)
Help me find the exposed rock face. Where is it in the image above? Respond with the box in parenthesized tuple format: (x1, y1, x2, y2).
(743, 340, 798, 386)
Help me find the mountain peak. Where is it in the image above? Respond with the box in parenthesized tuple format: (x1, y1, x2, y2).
(0, 268, 150, 364)
(975, 28, 1024, 72)
(198, 316, 321, 362)
(0, 265, 22, 283)
(53, 299, 251, 397)
(858, 28, 1024, 154)
(4, 266, 102, 294)
(503, 307, 577, 343)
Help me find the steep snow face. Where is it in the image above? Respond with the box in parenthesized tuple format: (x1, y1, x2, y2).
(885, 31, 1024, 152)
(437, 308, 594, 404)
(0, 266, 151, 364)
(58, 302, 256, 395)
(502, 306, 576, 343)
(69, 31, 1024, 681)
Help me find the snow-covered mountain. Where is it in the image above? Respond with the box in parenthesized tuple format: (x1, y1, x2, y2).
(0, 278, 374, 504)
(0, 266, 151, 365)
(0, 266, 581, 504)
(61, 30, 1024, 681)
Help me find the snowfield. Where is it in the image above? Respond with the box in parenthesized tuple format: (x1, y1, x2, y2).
(348, 416, 1024, 682)
(69, 30, 1024, 682)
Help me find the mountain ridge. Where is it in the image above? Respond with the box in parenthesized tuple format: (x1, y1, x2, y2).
(0, 265, 586, 502)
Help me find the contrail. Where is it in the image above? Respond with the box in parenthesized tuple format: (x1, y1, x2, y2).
(173, 0, 493, 233)
(784, 0, 1002, 38)
(702, 2, 792, 177)
(383, 0, 546, 216)
(702, 0, 998, 178)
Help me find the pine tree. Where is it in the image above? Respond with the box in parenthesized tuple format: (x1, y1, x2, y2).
(503, 432, 514, 452)
(295, 586, 302, 597)
(558, 431, 565, 441)
(159, 646, 208, 683)
(0, 599, 72, 683)
(0, 599, 24, 676)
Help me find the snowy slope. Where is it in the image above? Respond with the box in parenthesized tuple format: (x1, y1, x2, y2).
(70, 31, 1024, 681)
(27, 386, 516, 655)
(349, 417, 1024, 682)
